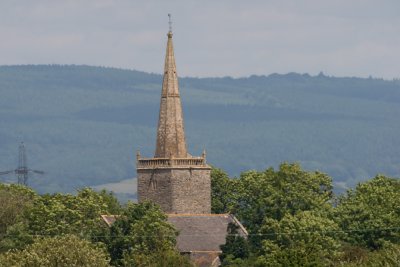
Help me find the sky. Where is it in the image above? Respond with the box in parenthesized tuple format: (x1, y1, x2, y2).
(0, 0, 399, 79)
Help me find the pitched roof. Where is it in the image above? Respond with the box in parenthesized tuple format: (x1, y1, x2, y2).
(100, 214, 118, 227)
(100, 213, 247, 253)
(167, 213, 247, 252)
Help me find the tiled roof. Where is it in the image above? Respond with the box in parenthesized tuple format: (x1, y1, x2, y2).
(167, 213, 247, 252)
(100, 214, 118, 227)
(100, 213, 247, 253)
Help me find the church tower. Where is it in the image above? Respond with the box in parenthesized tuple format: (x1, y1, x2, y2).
(137, 21, 211, 214)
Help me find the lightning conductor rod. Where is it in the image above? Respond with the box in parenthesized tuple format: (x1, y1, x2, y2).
(168, 13, 172, 32)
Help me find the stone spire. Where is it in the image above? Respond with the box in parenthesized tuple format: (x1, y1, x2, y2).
(137, 19, 211, 215)
(154, 28, 188, 158)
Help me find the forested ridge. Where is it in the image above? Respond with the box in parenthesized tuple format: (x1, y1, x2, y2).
(1, 164, 399, 266)
(0, 65, 400, 198)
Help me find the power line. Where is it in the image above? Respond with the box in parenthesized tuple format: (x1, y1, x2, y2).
(2, 226, 400, 238)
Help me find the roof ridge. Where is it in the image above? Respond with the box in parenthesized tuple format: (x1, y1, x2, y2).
(167, 213, 229, 217)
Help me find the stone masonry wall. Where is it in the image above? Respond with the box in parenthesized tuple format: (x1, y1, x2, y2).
(170, 168, 211, 214)
(137, 167, 211, 214)
(137, 169, 173, 212)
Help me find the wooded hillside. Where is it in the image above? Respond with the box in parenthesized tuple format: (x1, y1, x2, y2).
(0, 65, 399, 196)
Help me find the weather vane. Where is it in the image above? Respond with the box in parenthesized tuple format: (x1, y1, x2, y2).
(168, 13, 172, 32)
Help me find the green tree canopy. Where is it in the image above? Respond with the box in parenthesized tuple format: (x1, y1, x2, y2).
(211, 167, 239, 214)
(336, 175, 400, 249)
(214, 167, 400, 266)
(340, 243, 400, 267)
(220, 223, 250, 266)
(213, 163, 334, 232)
(213, 163, 338, 265)
(0, 234, 110, 267)
(0, 184, 38, 252)
(0, 184, 37, 237)
(257, 211, 341, 266)
(0, 187, 120, 251)
(106, 201, 183, 266)
(23, 188, 120, 238)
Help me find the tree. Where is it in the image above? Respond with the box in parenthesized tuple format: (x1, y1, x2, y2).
(212, 163, 337, 264)
(340, 243, 400, 267)
(220, 223, 250, 266)
(121, 249, 193, 267)
(0, 234, 110, 267)
(256, 211, 341, 266)
(0, 183, 37, 237)
(211, 167, 239, 214)
(0, 222, 34, 252)
(23, 188, 119, 238)
(335, 175, 400, 249)
(1, 187, 120, 251)
(0, 183, 37, 252)
(77, 188, 122, 214)
(106, 201, 182, 266)
(235, 163, 333, 232)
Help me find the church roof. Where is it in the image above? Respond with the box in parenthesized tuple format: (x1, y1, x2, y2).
(100, 214, 118, 227)
(154, 30, 188, 158)
(168, 213, 248, 252)
(100, 213, 247, 253)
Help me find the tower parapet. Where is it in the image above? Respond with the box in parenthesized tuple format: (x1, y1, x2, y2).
(137, 155, 207, 169)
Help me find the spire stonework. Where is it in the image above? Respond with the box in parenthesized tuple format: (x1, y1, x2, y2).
(129, 18, 247, 266)
(155, 31, 188, 158)
(136, 26, 211, 214)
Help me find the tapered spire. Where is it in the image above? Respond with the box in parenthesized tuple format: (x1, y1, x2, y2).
(154, 24, 188, 158)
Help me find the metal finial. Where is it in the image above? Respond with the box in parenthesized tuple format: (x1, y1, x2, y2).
(168, 13, 172, 32)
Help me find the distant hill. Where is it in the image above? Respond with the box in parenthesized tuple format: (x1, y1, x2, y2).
(0, 65, 399, 197)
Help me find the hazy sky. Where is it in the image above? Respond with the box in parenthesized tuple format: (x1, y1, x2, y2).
(0, 0, 399, 79)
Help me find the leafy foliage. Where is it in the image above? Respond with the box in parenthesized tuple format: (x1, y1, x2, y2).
(257, 211, 341, 266)
(340, 243, 400, 267)
(336, 175, 400, 249)
(0, 234, 110, 267)
(218, 162, 334, 232)
(213, 164, 400, 266)
(0, 187, 120, 252)
(106, 201, 180, 266)
(121, 249, 193, 267)
(220, 223, 250, 266)
(0, 183, 187, 266)
(214, 163, 340, 265)
(0, 184, 37, 251)
(23, 188, 119, 238)
(0, 184, 36, 236)
(211, 167, 239, 214)
(1, 163, 399, 266)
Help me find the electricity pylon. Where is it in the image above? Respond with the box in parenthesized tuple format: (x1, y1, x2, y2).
(0, 142, 44, 185)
